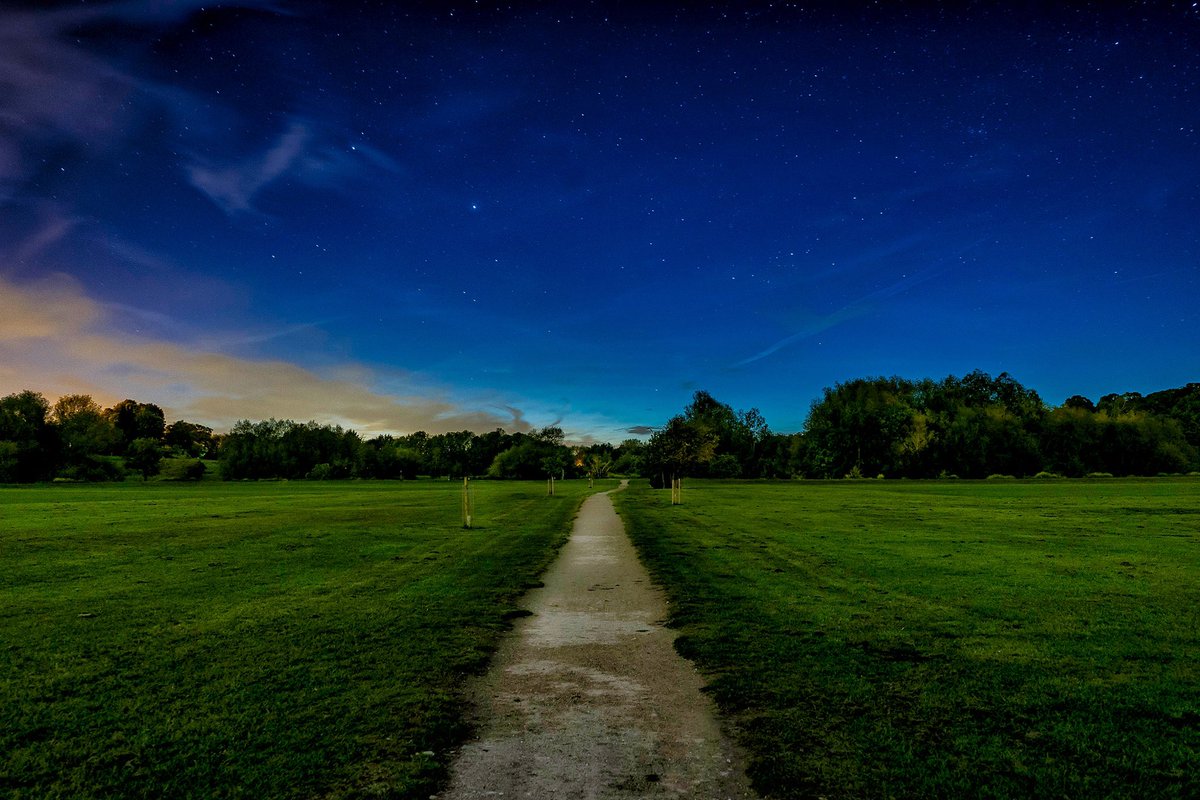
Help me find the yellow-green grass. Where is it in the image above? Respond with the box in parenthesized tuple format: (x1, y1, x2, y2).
(1, 479, 614, 799)
(615, 479, 1200, 799)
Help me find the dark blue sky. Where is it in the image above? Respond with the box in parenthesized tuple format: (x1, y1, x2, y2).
(2, 1, 1197, 441)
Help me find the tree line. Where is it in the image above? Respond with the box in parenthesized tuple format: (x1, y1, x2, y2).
(0, 389, 640, 483)
(644, 373, 1200, 482)
(2, 372, 1197, 483)
(0, 392, 214, 483)
(216, 419, 640, 481)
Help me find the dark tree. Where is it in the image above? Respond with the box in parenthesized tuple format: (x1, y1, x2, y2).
(0, 390, 57, 482)
(105, 400, 165, 453)
(1063, 395, 1096, 412)
(642, 415, 717, 488)
(126, 438, 164, 481)
(53, 394, 121, 480)
(164, 420, 214, 457)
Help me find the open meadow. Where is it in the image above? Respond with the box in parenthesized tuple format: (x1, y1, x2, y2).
(1, 479, 613, 799)
(615, 478, 1200, 799)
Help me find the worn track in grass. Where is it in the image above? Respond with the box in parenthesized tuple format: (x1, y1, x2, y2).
(438, 483, 756, 799)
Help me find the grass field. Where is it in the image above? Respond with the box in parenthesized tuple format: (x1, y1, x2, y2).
(1, 479, 612, 799)
(615, 478, 1200, 799)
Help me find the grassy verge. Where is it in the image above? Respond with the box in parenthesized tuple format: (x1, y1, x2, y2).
(614, 478, 1200, 798)
(1, 479, 613, 799)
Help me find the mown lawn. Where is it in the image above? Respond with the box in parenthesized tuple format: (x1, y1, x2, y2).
(1, 479, 611, 799)
(615, 478, 1200, 799)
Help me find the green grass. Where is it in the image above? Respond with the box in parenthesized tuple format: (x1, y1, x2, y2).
(614, 478, 1200, 799)
(1, 479, 613, 799)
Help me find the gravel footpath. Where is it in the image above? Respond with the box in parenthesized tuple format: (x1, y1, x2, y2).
(436, 482, 757, 799)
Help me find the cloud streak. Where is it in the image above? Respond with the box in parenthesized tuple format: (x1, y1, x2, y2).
(187, 122, 311, 215)
(0, 273, 529, 435)
(185, 118, 405, 216)
(735, 237, 989, 367)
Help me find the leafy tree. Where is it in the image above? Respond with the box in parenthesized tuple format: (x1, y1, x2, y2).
(126, 438, 164, 481)
(0, 390, 57, 482)
(1097, 392, 1144, 416)
(0, 441, 20, 483)
(105, 399, 165, 453)
(469, 428, 515, 475)
(751, 432, 796, 478)
(1042, 406, 1104, 476)
(361, 436, 423, 479)
(643, 415, 717, 488)
(540, 452, 568, 480)
(52, 394, 120, 479)
(1142, 383, 1200, 459)
(611, 438, 645, 476)
(487, 439, 561, 479)
(585, 452, 613, 479)
(682, 391, 758, 475)
(427, 430, 476, 478)
(219, 418, 361, 480)
(1098, 411, 1194, 475)
(1063, 395, 1096, 412)
(802, 378, 915, 478)
(164, 420, 215, 457)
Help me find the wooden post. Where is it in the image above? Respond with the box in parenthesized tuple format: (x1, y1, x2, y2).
(462, 476, 473, 528)
(671, 475, 682, 505)
(547, 475, 555, 496)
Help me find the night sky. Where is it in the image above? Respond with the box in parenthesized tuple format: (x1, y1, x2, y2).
(2, 1, 1197, 441)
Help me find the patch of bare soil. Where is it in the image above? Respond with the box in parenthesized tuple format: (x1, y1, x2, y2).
(436, 484, 757, 799)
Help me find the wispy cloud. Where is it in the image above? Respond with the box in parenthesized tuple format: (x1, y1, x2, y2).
(185, 118, 405, 216)
(0, 8, 128, 198)
(187, 122, 311, 215)
(1, 3, 389, 216)
(0, 1, 255, 197)
(0, 273, 529, 435)
(735, 237, 989, 367)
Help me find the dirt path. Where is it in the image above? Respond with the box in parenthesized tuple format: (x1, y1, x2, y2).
(437, 483, 757, 799)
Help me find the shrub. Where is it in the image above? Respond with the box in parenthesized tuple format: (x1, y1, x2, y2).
(1033, 471, 1062, 479)
(1086, 472, 1114, 478)
(307, 463, 333, 480)
(59, 456, 127, 482)
(986, 474, 1015, 480)
(708, 453, 743, 478)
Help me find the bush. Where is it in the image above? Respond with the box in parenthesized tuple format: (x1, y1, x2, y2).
(1086, 472, 1114, 478)
(986, 474, 1015, 480)
(307, 463, 333, 480)
(1033, 471, 1062, 479)
(59, 456, 126, 482)
(708, 453, 742, 478)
